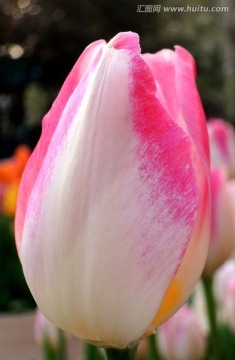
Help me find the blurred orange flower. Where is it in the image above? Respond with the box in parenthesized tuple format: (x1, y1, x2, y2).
(0, 145, 31, 216)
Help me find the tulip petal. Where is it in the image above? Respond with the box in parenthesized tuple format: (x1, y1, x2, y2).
(18, 33, 207, 348)
(143, 47, 209, 163)
(131, 50, 210, 332)
(15, 39, 105, 251)
(108, 31, 141, 52)
(143, 47, 210, 329)
(142, 50, 180, 125)
(175, 46, 209, 162)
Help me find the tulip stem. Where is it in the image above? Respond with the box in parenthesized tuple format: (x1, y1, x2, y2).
(105, 345, 138, 360)
(202, 276, 219, 360)
(56, 330, 67, 360)
(42, 331, 68, 360)
(147, 334, 162, 360)
(83, 343, 104, 360)
(42, 337, 57, 360)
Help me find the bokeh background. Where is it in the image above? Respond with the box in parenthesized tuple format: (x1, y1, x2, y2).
(0, 0, 234, 312)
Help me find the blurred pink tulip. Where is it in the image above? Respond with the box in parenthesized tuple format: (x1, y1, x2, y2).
(158, 305, 207, 360)
(34, 308, 60, 349)
(214, 260, 235, 307)
(227, 179, 235, 223)
(207, 118, 235, 177)
(15, 32, 210, 348)
(223, 275, 235, 332)
(203, 168, 235, 276)
(224, 275, 235, 332)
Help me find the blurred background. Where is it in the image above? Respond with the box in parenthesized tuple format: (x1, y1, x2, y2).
(0, 0, 234, 312)
(0, 0, 234, 158)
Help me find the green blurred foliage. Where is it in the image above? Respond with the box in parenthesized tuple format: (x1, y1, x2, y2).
(0, 214, 35, 311)
(204, 325, 235, 360)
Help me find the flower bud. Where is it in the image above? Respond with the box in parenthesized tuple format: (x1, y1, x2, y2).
(203, 168, 235, 276)
(223, 275, 235, 332)
(207, 118, 235, 178)
(158, 305, 207, 360)
(214, 260, 235, 325)
(214, 260, 235, 305)
(15, 32, 210, 348)
(34, 308, 59, 349)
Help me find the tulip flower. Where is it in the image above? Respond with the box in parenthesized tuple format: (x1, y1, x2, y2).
(34, 308, 60, 349)
(214, 260, 235, 306)
(15, 32, 210, 350)
(203, 168, 235, 276)
(0, 145, 31, 183)
(191, 282, 209, 334)
(227, 180, 235, 223)
(201, 169, 235, 360)
(213, 260, 235, 321)
(221, 274, 235, 332)
(207, 118, 235, 178)
(158, 305, 207, 360)
(34, 308, 68, 359)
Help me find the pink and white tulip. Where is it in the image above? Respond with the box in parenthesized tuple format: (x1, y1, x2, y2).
(203, 168, 235, 276)
(158, 305, 207, 360)
(207, 118, 235, 178)
(15, 32, 210, 348)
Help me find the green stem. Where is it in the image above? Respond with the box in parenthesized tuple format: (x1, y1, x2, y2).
(84, 343, 104, 360)
(105, 345, 137, 360)
(147, 334, 162, 360)
(56, 330, 67, 360)
(42, 337, 57, 360)
(202, 276, 219, 360)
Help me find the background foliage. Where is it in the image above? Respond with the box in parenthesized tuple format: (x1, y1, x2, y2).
(0, 214, 35, 311)
(0, 0, 234, 121)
